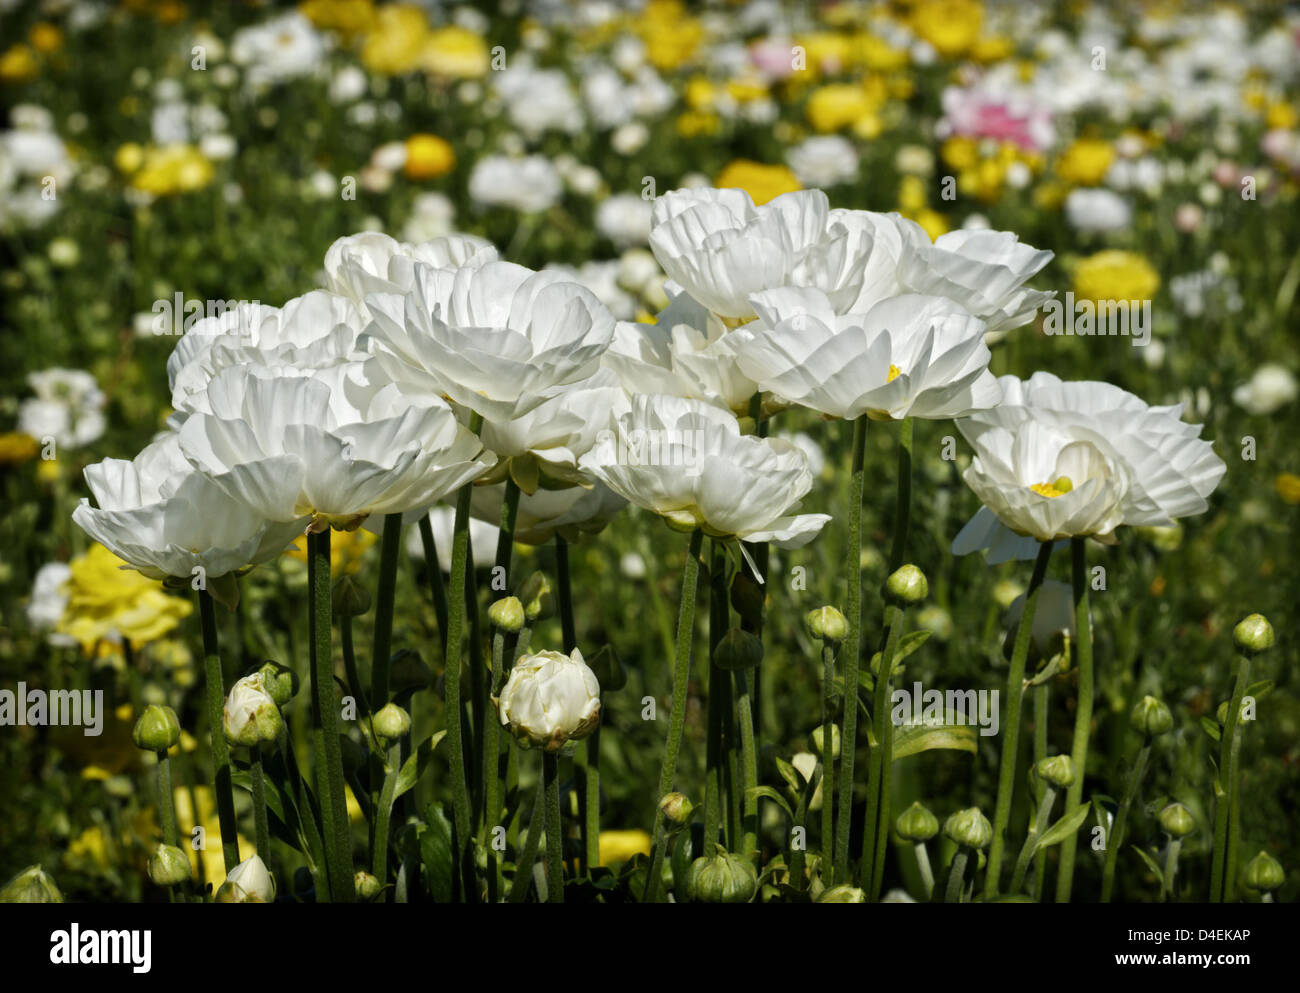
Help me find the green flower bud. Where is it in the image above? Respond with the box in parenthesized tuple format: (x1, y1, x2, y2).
(943, 806, 992, 850)
(354, 870, 383, 900)
(372, 703, 411, 742)
(686, 846, 758, 904)
(132, 704, 181, 752)
(884, 564, 929, 607)
(587, 644, 626, 693)
(488, 596, 525, 633)
(1216, 699, 1251, 725)
(660, 791, 694, 826)
(1158, 802, 1196, 839)
(223, 673, 283, 747)
(714, 627, 764, 671)
(1242, 851, 1284, 893)
(895, 801, 939, 843)
(256, 660, 298, 708)
(518, 572, 554, 621)
(810, 723, 840, 760)
(730, 572, 765, 629)
(1233, 614, 1275, 656)
(147, 844, 191, 887)
(0, 865, 63, 903)
(817, 884, 866, 903)
(1130, 695, 1173, 737)
(331, 574, 371, 617)
(1034, 755, 1076, 789)
(804, 606, 849, 644)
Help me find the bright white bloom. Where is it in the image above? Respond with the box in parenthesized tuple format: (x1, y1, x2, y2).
(895, 221, 1054, 333)
(786, 135, 860, 187)
(322, 231, 496, 304)
(19, 368, 106, 449)
(493, 64, 583, 138)
(497, 648, 601, 752)
(468, 155, 563, 213)
(27, 562, 74, 646)
(223, 672, 282, 746)
(217, 854, 275, 903)
(1232, 363, 1297, 416)
(471, 480, 626, 545)
(544, 260, 638, 321)
(230, 13, 326, 88)
(365, 260, 615, 422)
(401, 193, 458, 244)
(578, 394, 830, 550)
(596, 193, 653, 249)
(952, 372, 1227, 562)
(732, 289, 1000, 421)
(1065, 188, 1132, 232)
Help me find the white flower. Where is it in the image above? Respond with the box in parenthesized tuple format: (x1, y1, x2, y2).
(1065, 188, 1132, 232)
(895, 221, 1054, 333)
(27, 562, 74, 646)
(217, 854, 275, 903)
(544, 260, 637, 321)
(402, 506, 499, 573)
(365, 259, 615, 422)
(732, 289, 1000, 421)
(786, 135, 860, 187)
(322, 231, 496, 305)
(492, 64, 583, 138)
(468, 155, 563, 213)
(951, 372, 1226, 562)
(229, 13, 325, 88)
(329, 65, 368, 103)
(1232, 363, 1297, 416)
(497, 648, 601, 752)
(72, 432, 305, 583)
(578, 394, 830, 550)
(471, 479, 626, 545)
(1005, 579, 1077, 659)
(223, 672, 282, 746)
(596, 193, 653, 249)
(401, 192, 457, 244)
(19, 368, 106, 449)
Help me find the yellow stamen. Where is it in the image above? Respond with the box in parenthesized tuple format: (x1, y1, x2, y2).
(887, 364, 901, 383)
(1029, 475, 1074, 498)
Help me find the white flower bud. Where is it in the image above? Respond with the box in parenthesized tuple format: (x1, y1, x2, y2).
(497, 648, 601, 753)
(215, 854, 275, 903)
(223, 673, 283, 747)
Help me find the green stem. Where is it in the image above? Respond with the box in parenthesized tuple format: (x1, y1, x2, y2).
(833, 415, 868, 884)
(250, 747, 271, 860)
(643, 528, 704, 903)
(1031, 682, 1050, 900)
(340, 615, 368, 717)
(483, 629, 506, 902)
(508, 775, 546, 903)
(443, 473, 477, 896)
(199, 591, 239, 874)
(1100, 741, 1151, 902)
(942, 850, 969, 904)
(888, 417, 913, 571)
(820, 642, 835, 878)
(985, 540, 1054, 898)
(418, 515, 450, 651)
(371, 744, 399, 886)
(1054, 537, 1094, 903)
(863, 603, 904, 897)
(543, 753, 563, 903)
(1209, 654, 1251, 902)
(370, 512, 403, 709)
(915, 842, 934, 899)
(309, 529, 355, 901)
(1010, 786, 1057, 895)
(704, 540, 727, 848)
(1162, 838, 1181, 901)
(495, 478, 521, 588)
(736, 668, 758, 861)
(556, 535, 595, 875)
(156, 751, 179, 849)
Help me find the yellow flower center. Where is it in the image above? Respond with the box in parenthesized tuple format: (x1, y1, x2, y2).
(887, 364, 901, 382)
(1030, 475, 1074, 498)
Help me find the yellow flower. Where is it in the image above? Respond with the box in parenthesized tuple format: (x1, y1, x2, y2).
(283, 525, 376, 575)
(403, 133, 455, 180)
(598, 829, 652, 866)
(298, 0, 376, 39)
(64, 826, 111, 871)
(0, 44, 38, 83)
(130, 145, 214, 196)
(0, 431, 39, 464)
(1266, 102, 1297, 131)
(421, 26, 490, 78)
(114, 142, 145, 174)
(899, 175, 928, 213)
(637, 1, 702, 70)
(29, 23, 64, 53)
(971, 34, 1014, 63)
(911, 0, 984, 59)
(173, 786, 252, 885)
(1275, 473, 1300, 505)
(795, 32, 853, 74)
(1056, 138, 1114, 186)
(676, 110, 720, 138)
(850, 32, 909, 71)
(56, 543, 193, 652)
(715, 160, 801, 206)
(1073, 250, 1160, 304)
(360, 3, 428, 75)
(904, 208, 950, 241)
(941, 136, 979, 172)
(806, 82, 884, 133)
(727, 74, 769, 104)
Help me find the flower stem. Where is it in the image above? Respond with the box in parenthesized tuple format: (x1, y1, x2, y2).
(736, 667, 758, 861)
(940, 850, 969, 904)
(888, 417, 913, 572)
(984, 540, 1054, 898)
(833, 414, 868, 884)
(495, 477, 521, 587)
(915, 842, 934, 899)
(1031, 682, 1050, 900)
(198, 590, 239, 875)
(862, 603, 904, 897)
(1209, 653, 1251, 902)
(443, 478, 475, 897)
(417, 515, 450, 651)
(308, 528, 355, 901)
(508, 774, 546, 903)
(1162, 838, 1182, 901)
(820, 642, 835, 878)
(1100, 741, 1151, 902)
(1010, 786, 1058, 895)
(704, 540, 727, 848)
(250, 747, 271, 860)
(643, 528, 704, 902)
(156, 751, 179, 849)
(557, 536, 598, 874)
(340, 615, 368, 717)
(371, 744, 399, 886)
(370, 512, 403, 709)
(483, 628, 507, 902)
(1054, 537, 1094, 903)
(543, 752, 563, 903)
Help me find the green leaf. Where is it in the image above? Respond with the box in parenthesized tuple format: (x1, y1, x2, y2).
(419, 804, 456, 903)
(868, 629, 932, 677)
(231, 768, 303, 854)
(394, 730, 448, 802)
(1245, 679, 1274, 701)
(891, 720, 978, 761)
(1200, 716, 1221, 743)
(747, 786, 794, 823)
(775, 756, 804, 798)
(1132, 845, 1165, 879)
(1032, 801, 1093, 852)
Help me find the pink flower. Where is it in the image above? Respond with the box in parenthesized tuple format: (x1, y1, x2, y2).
(941, 85, 1053, 153)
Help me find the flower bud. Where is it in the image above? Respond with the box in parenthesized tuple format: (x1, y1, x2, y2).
(355, 870, 383, 900)
(132, 704, 181, 752)
(371, 703, 411, 742)
(817, 884, 866, 903)
(884, 564, 929, 607)
(810, 723, 840, 759)
(497, 648, 601, 752)
(1215, 698, 1252, 725)
(1233, 613, 1275, 656)
(714, 627, 764, 671)
(0, 865, 63, 903)
(686, 846, 758, 903)
(1242, 851, 1284, 893)
(256, 660, 298, 708)
(1130, 695, 1173, 737)
(804, 606, 849, 644)
(943, 806, 992, 850)
(1034, 755, 1076, 790)
(1158, 802, 1196, 839)
(729, 572, 765, 629)
(223, 673, 283, 747)
(488, 596, 526, 633)
(518, 571, 554, 621)
(215, 854, 275, 903)
(660, 792, 694, 826)
(895, 801, 939, 843)
(147, 844, 191, 887)
(331, 574, 371, 616)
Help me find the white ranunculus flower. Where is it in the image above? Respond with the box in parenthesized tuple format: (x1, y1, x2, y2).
(951, 372, 1227, 563)
(19, 368, 106, 449)
(1232, 362, 1297, 416)
(223, 672, 282, 746)
(497, 648, 601, 752)
(27, 562, 74, 646)
(595, 193, 653, 249)
(403, 506, 500, 573)
(895, 220, 1054, 333)
(176, 364, 493, 531)
(468, 155, 563, 213)
(217, 854, 275, 903)
(322, 231, 497, 305)
(731, 289, 1000, 421)
(786, 135, 860, 188)
(72, 432, 305, 584)
(229, 12, 325, 88)
(470, 480, 626, 545)
(364, 259, 615, 422)
(1064, 188, 1132, 232)
(578, 394, 830, 550)
(792, 208, 905, 314)
(648, 187, 831, 319)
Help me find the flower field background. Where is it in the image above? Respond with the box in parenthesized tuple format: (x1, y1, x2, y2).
(0, 0, 1298, 905)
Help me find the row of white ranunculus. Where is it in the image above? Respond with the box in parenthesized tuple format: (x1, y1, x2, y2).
(73, 185, 1225, 587)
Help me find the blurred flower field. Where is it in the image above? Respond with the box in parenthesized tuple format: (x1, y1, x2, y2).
(0, 0, 1297, 905)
